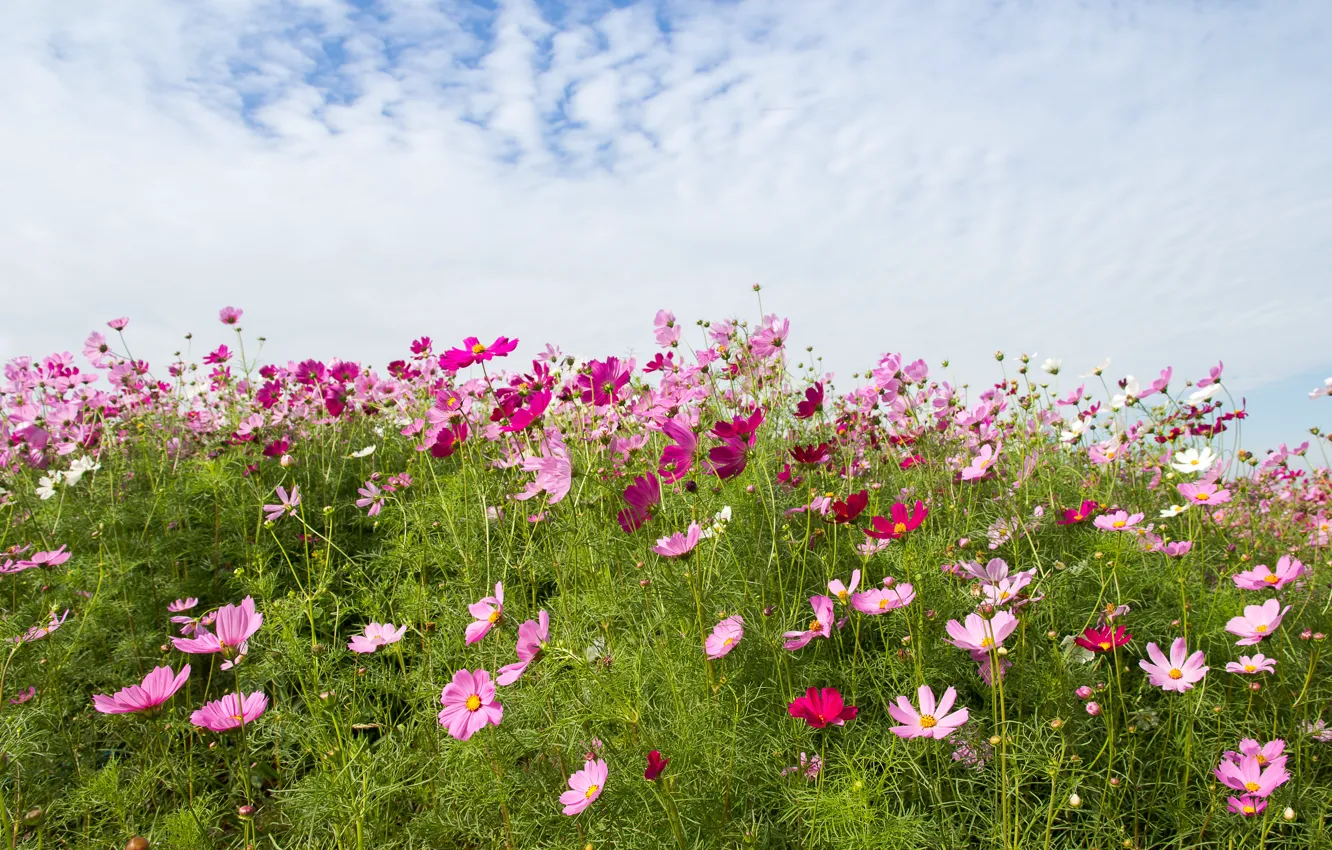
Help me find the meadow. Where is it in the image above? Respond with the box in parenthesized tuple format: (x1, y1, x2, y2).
(1, 301, 1329, 849)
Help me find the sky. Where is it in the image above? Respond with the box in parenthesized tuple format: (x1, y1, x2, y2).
(1, 0, 1329, 453)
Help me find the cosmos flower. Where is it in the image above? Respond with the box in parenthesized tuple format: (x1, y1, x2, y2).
(1140, 638, 1208, 693)
(1178, 482, 1232, 507)
(653, 523, 702, 558)
(705, 615, 744, 659)
(348, 622, 407, 654)
(945, 611, 1018, 653)
(1093, 510, 1144, 532)
(498, 610, 550, 685)
(794, 383, 824, 419)
(1225, 654, 1276, 675)
(172, 597, 262, 659)
(440, 336, 519, 371)
(787, 687, 857, 729)
(191, 691, 268, 732)
(1225, 598, 1289, 646)
(1170, 447, 1216, 475)
(560, 758, 608, 816)
(888, 685, 970, 739)
(644, 750, 670, 781)
(465, 583, 504, 644)
(93, 665, 191, 715)
(783, 596, 835, 650)
(264, 485, 301, 522)
(850, 583, 916, 615)
(1074, 625, 1132, 654)
(1232, 556, 1305, 590)
(864, 501, 927, 540)
(437, 669, 503, 741)
(1057, 499, 1098, 525)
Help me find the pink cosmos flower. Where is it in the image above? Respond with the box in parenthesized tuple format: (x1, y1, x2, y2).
(653, 309, 681, 347)
(1139, 637, 1208, 693)
(888, 685, 969, 739)
(1215, 754, 1289, 797)
(107, 317, 129, 330)
(1224, 739, 1287, 770)
(440, 336, 519, 371)
(356, 480, 384, 517)
(28, 546, 71, 568)
(577, 357, 634, 406)
(9, 686, 35, 705)
(438, 668, 503, 740)
(1232, 555, 1305, 590)
(783, 595, 834, 650)
(652, 522, 702, 558)
(218, 306, 243, 325)
(1225, 598, 1289, 646)
(514, 432, 573, 505)
(93, 664, 191, 715)
(167, 598, 198, 613)
(828, 570, 861, 604)
(191, 691, 268, 732)
(787, 686, 857, 729)
(705, 615, 744, 659)
(560, 757, 608, 816)
(1177, 482, 1232, 506)
(1074, 625, 1132, 654)
(750, 314, 790, 359)
(617, 473, 661, 533)
(264, 485, 301, 522)
(1226, 654, 1276, 675)
(1160, 540, 1193, 557)
(348, 622, 407, 654)
(1093, 510, 1144, 531)
(658, 417, 697, 483)
(960, 444, 999, 482)
(465, 583, 504, 644)
(945, 611, 1018, 653)
(850, 583, 916, 615)
(14, 609, 69, 644)
(1226, 796, 1266, 817)
(172, 596, 262, 659)
(498, 610, 550, 685)
(980, 572, 1034, 606)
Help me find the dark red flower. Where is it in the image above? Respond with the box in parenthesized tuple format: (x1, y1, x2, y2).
(827, 490, 868, 524)
(644, 749, 670, 781)
(1074, 625, 1132, 654)
(864, 501, 927, 540)
(789, 442, 831, 466)
(788, 687, 857, 729)
(794, 382, 824, 419)
(711, 408, 765, 441)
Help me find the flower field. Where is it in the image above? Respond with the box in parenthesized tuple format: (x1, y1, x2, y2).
(1, 304, 1330, 849)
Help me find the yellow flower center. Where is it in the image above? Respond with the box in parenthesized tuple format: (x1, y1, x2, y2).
(231, 714, 244, 723)
(1242, 804, 1255, 815)
(878, 599, 889, 610)
(999, 591, 1011, 600)
(1168, 668, 1183, 680)
(1113, 520, 1126, 528)
(1190, 459, 1199, 466)
(1098, 641, 1112, 651)
(722, 637, 734, 647)
(919, 715, 937, 729)
(980, 637, 994, 649)
(488, 610, 501, 624)
(1263, 574, 1279, 584)
(894, 522, 907, 533)
(836, 590, 849, 602)
(1256, 754, 1267, 765)
(1244, 664, 1256, 673)
(1244, 781, 1260, 793)
(471, 343, 486, 354)
(809, 619, 822, 632)
(584, 784, 600, 799)
(1195, 493, 1209, 501)
(465, 694, 481, 712)
(1255, 625, 1267, 633)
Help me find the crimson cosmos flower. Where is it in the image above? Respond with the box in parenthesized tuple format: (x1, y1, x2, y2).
(864, 501, 927, 540)
(827, 490, 869, 524)
(794, 382, 824, 419)
(644, 749, 670, 781)
(1074, 624, 1132, 654)
(788, 687, 857, 729)
(789, 442, 831, 466)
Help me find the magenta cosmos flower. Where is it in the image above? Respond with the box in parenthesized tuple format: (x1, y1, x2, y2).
(1139, 637, 1208, 693)
(348, 622, 407, 654)
(438, 669, 503, 741)
(561, 757, 608, 816)
(888, 685, 969, 739)
(1215, 754, 1290, 797)
(1074, 624, 1132, 654)
(1057, 499, 1098, 525)
(440, 336, 519, 371)
(617, 472, 661, 533)
(1232, 555, 1305, 590)
(864, 501, 927, 540)
(191, 691, 268, 732)
(783, 595, 834, 650)
(644, 749, 670, 781)
(652, 522, 702, 558)
(1226, 796, 1266, 817)
(1226, 654, 1276, 675)
(1225, 598, 1289, 646)
(788, 686, 857, 729)
(172, 596, 262, 659)
(1177, 481, 1232, 507)
(498, 610, 549, 685)
(794, 382, 824, 419)
(93, 664, 190, 715)
(465, 582, 504, 644)
(657, 417, 698, 484)
(705, 614, 744, 659)
(1093, 510, 1144, 531)
(577, 356, 634, 406)
(218, 306, 243, 325)
(850, 583, 916, 615)
(945, 611, 1018, 653)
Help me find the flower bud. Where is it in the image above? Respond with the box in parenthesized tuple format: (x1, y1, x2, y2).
(1283, 807, 1296, 821)
(639, 578, 650, 587)
(1085, 702, 1102, 716)
(996, 646, 1008, 657)
(1049, 717, 1064, 730)
(1109, 777, 1121, 787)
(1249, 681, 1261, 692)
(1075, 686, 1093, 700)
(1047, 630, 1058, 639)
(22, 808, 43, 826)
(1068, 793, 1082, 809)
(238, 805, 255, 819)
(125, 839, 150, 850)
(988, 735, 1002, 746)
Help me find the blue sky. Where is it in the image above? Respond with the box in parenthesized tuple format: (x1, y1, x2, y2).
(1, 0, 1329, 451)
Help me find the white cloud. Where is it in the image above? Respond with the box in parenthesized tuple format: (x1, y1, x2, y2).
(1, 0, 1330, 449)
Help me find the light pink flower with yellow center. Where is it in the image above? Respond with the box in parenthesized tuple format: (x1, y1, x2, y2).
(464, 583, 504, 645)
(1225, 598, 1289, 646)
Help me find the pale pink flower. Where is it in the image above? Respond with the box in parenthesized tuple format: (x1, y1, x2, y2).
(167, 598, 198, 613)
(783, 595, 834, 650)
(498, 610, 550, 685)
(348, 622, 407, 654)
(28, 546, 71, 568)
(14, 609, 70, 644)
(652, 522, 702, 558)
(827, 570, 860, 604)
(1225, 598, 1289, 646)
(1093, 510, 1144, 531)
(945, 611, 1018, 653)
(888, 685, 969, 739)
(514, 431, 573, 504)
(1232, 556, 1305, 590)
(960, 444, 999, 482)
(264, 485, 301, 521)
(172, 596, 262, 659)
(191, 691, 268, 732)
(218, 306, 243, 325)
(1139, 637, 1208, 693)
(1226, 654, 1276, 675)
(850, 584, 916, 615)
(356, 480, 384, 517)
(93, 665, 190, 715)
(107, 317, 129, 330)
(1178, 481, 1232, 507)
(560, 757, 608, 816)
(705, 615, 744, 659)
(437, 668, 503, 740)
(465, 583, 504, 644)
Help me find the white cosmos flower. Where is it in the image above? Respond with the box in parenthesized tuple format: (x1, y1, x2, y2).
(1160, 504, 1188, 518)
(1310, 377, 1332, 400)
(36, 476, 58, 500)
(699, 506, 732, 539)
(1041, 358, 1062, 375)
(62, 456, 101, 487)
(1170, 447, 1216, 475)
(1186, 384, 1221, 406)
(349, 445, 376, 458)
(1081, 358, 1111, 378)
(1059, 419, 1086, 443)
